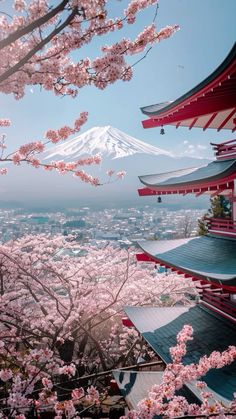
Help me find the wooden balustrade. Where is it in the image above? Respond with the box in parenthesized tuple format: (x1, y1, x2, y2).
(204, 216, 236, 237)
(210, 139, 236, 160)
(201, 289, 236, 320)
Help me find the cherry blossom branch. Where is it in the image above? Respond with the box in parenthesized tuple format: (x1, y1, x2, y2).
(0, 6, 79, 84)
(0, 0, 69, 50)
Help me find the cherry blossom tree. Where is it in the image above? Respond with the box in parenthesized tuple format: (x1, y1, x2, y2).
(0, 234, 196, 366)
(1, 235, 235, 418)
(0, 234, 196, 417)
(0, 0, 179, 184)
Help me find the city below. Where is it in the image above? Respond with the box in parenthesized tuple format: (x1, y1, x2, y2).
(0, 206, 205, 246)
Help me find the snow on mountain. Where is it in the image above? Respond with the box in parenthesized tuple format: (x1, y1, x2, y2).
(44, 125, 173, 160)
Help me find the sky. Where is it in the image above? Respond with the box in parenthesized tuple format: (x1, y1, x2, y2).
(0, 0, 235, 205)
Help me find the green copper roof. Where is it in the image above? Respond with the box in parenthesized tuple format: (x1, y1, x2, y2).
(124, 305, 236, 403)
(139, 159, 236, 188)
(138, 236, 236, 285)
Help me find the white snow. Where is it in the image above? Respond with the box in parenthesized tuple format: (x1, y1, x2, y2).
(44, 125, 173, 160)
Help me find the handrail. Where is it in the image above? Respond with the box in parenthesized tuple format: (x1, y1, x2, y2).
(204, 217, 233, 224)
(201, 290, 236, 318)
(204, 217, 236, 234)
(211, 139, 236, 146)
(210, 139, 236, 160)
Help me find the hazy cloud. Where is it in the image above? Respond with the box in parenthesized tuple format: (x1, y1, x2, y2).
(176, 142, 210, 159)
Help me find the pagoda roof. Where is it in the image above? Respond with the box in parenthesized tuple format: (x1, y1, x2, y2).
(112, 370, 163, 410)
(141, 44, 236, 131)
(112, 370, 199, 411)
(124, 305, 236, 403)
(139, 159, 236, 193)
(137, 236, 236, 287)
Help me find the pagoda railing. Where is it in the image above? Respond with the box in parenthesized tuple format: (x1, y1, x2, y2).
(201, 289, 236, 321)
(204, 216, 236, 237)
(211, 139, 236, 160)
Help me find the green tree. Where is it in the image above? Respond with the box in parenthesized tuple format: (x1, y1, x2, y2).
(198, 195, 232, 235)
(208, 196, 231, 218)
(197, 218, 208, 236)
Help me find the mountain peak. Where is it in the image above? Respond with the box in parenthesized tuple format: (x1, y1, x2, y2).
(44, 125, 173, 160)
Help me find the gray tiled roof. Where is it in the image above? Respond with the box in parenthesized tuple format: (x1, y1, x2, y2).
(112, 370, 199, 415)
(112, 370, 163, 409)
(124, 305, 236, 403)
(138, 236, 236, 285)
(139, 159, 236, 188)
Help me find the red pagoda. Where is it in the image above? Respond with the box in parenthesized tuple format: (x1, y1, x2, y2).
(121, 45, 236, 407)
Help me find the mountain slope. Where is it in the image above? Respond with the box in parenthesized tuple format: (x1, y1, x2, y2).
(44, 125, 173, 160)
(1, 126, 210, 207)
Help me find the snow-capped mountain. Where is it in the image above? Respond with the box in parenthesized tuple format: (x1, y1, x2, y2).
(44, 125, 173, 160)
(1, 125, 210, 208)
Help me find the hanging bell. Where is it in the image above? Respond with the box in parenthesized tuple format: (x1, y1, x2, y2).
(160, 127, 165, 135)
(157, 196, 162, 203)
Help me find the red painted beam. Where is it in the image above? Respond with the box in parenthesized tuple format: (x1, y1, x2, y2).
(189, 117, 198, 130)
(122, 317, 134, 327)
(211, 139, 236, 146)
(203, 112, 218, 130)
(136, 253, 156, 263)
(217, 108, 236, 131)
(142, 99, 236, 129)
(142, 118, 157, 129)
(138, 177, 235, 197)
(138, 187, 159, 196)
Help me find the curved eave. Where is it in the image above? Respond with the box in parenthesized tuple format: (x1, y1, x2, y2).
(138, 159, 236, 193)
(141, 44, 236, 131)
(137, 236, 236, 288)
(124, 305, 236, 402)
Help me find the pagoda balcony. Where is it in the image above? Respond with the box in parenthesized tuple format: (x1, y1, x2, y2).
(204, 216, 236, 238)
(201, 289, 236, 322)
(211, 139, 236, 160)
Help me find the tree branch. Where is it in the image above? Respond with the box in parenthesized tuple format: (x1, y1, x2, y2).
(0, 6, 78, 84)
(0, 0, 69, 51)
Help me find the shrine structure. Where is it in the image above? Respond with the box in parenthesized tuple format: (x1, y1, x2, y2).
(121, 45, 236, 407)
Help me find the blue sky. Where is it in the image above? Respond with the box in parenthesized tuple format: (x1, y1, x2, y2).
(1, 0, 236, 160)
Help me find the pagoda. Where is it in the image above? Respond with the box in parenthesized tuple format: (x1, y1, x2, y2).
(120, 45, 236, 407)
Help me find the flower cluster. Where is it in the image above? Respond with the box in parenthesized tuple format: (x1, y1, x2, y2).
(0, 0, 178, 99)
(0, 119, 11, 127)
(0, 167, 7, 175)
(45, 112, 88, 143)
(58, 364, 76, 377)
(125, 0, 157, 24)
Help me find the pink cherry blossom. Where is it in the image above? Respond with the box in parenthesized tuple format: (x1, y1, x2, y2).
(106, 169, 115, 177)
(0, 119, 11, 127)
(0, 167, 7, 174)
(117, 170, 126, 179)
(0, 368, 13, 381)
